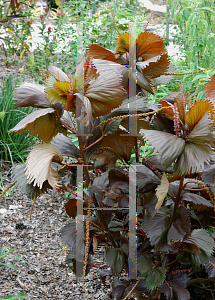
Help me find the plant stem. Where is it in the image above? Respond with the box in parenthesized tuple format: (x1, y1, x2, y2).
(91, 194, 117, 248)
(135, 137, 139, 163)
(172, 174, 185, 221)
(59, 119, 76, 134)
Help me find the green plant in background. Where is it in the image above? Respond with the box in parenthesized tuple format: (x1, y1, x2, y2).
(0, 247, 29, 300)
(0, 296, 29, 300)
(0, 246, 28, 270)
(0, 0, 35, 62)
(31, 0, 152, 82)
(0, 75, 36, 164)
(4, 16, 33, 58)
(0, 173, 16, 204)
(169, 0, 215, 69)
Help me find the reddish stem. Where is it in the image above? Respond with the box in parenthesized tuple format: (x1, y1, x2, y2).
(59, 119, 76, 134)
(164, 259, 178, 268)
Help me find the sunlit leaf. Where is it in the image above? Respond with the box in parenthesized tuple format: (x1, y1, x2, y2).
(85, 71, 126, 117)
(45, 65, 69, 104)
(115, 32, 134, 55)
(10, 108, 67, 143)
(155, 172, 169, 212)
(185, 100, 214, 127)
(137, 53, 170, 79)
(136, 32, 166, 60)
(92, 58, 126, 75)
(25, 144, 63, 189)
(12, 164, 51, 199)
(53, 81, 70, 95)
(13, 83, 51, 108)
(46, 65, 69, 82)
(86, 44, 118, 62)
(174, 95, 186, 124)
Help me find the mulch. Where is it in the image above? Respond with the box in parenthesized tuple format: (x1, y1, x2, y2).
(0, 161, 112, 299)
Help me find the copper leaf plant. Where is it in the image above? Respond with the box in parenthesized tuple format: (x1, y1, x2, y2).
(10, 24, 215, 300)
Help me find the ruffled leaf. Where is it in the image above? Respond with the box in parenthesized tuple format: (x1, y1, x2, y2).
(175, 113, 214, 174)
(142, 207, 171, 250)
(93, 129, 135, 167)
(105, 248, 125, 275)
(183, 229, 215, 265)
(155, 172, 169, 212)
(86, 71, 126, 117)
(205, 257, 215, 278)
(76, 93, 92, 126)
(159, 273, 190, 300)
(137, 53, 170, 79)
(86, 44, 118, 62)
(136, 31, 166, 60)
(185, 100, 214, 128)
(145, 267, 166, 289)
(45, 65, 69, 104)
(140, 129, 185, 170)
(51, 133, 80, 158)
(10, 107, 67, 143)
(13, 83, 51, 108)
(12, 164, 51, 199)
(92, 58, 126, 75)
(181, 193, 213, 210)
(115, 32, 134, 55)
(25, 144, 63, 189)
(61, 220, 85, 256)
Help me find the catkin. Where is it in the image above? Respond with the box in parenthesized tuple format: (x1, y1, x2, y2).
(82, 197, 93, 293)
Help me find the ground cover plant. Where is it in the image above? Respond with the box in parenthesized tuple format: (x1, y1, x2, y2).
(0, 247, 29, 300)
(1, 3, 214, 300)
